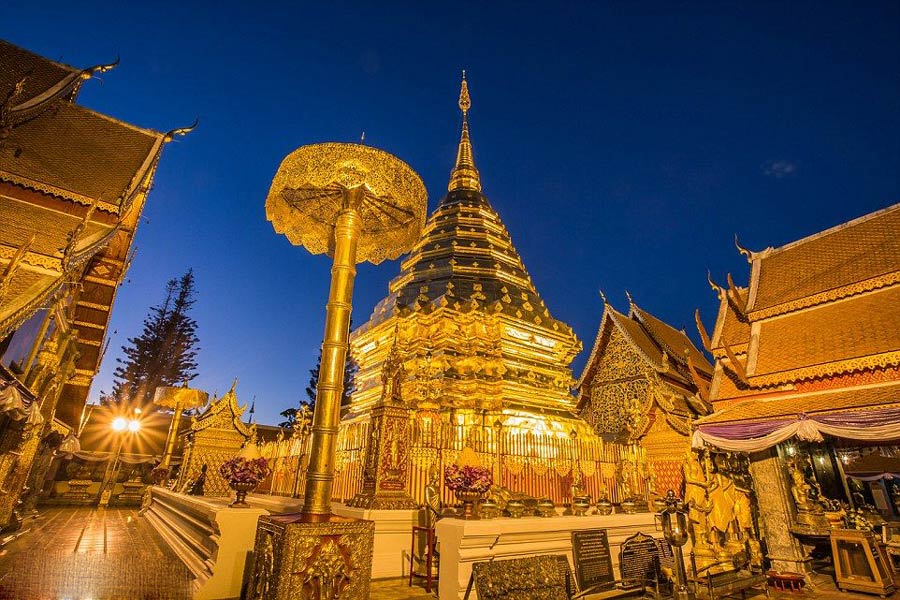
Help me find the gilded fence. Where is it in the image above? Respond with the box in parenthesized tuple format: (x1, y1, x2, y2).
(263, 415, 647, 506)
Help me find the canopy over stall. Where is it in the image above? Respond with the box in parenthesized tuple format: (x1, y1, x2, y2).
(692, 382, 900, 453)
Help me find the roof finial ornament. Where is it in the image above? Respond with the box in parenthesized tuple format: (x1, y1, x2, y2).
(734, 234, 753, 263)
(625, 290, 634, 306)
(459, 70, 471, 114)
(598, 288, 607, 305)
(164, 117, 199, 142)
(707, 270, 725, 300)
(448, 70, 481, 192)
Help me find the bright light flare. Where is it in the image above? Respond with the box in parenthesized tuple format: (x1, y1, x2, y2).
(127, 419, 141, 432)
(112, 417, 127, 432)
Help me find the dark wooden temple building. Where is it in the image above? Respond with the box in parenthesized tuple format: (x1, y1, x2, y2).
(0, 39, 188, 530)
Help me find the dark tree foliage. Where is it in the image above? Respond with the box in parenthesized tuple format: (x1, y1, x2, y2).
(277, 335, 358, 429)
(112, 270, 200, 406)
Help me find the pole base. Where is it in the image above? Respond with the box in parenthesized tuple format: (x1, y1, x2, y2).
(246, 512, 375, 600)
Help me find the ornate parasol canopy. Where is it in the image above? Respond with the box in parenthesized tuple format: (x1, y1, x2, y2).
(265, 143, 427, 264)
(153, 385, 208, 410)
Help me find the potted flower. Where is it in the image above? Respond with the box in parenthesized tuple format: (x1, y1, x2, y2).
(444, 464, 492, 520)
(219, 456, 270, 507)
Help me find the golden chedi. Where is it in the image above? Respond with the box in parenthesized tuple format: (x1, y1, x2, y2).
(343, 73, 586, 508)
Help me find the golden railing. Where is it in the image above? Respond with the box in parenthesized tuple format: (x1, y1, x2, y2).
(263, 417, 646, 506)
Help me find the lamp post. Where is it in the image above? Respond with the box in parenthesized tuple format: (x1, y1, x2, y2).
(98, 412, 141, 507)
(660, 490, 695, 600)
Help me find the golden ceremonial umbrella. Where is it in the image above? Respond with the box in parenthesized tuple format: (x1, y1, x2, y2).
(266, 142, 426, 516)
(153, 384, 209, 477)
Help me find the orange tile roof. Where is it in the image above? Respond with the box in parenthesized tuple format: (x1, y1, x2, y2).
(751, 285, 900, 384)
(0, 39, 82, 109)
(0, 101, 164, 210)
(748, 203, 900, 316)
(710, 289, 751, 352)
(632, 304, 713, 376)
(698, 381, 900, 424)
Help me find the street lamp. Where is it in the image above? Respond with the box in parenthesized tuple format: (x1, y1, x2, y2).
(660, 490, 694, 600)
(98, 412, 141, 507)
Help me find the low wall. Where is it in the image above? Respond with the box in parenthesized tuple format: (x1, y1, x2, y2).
(436, 512, 660, 600)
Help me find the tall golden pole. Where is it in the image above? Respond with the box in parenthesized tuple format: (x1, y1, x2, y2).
(251, 142, 426, 599)
(153, 384, 208, 482)
(303, 204, 360, 516)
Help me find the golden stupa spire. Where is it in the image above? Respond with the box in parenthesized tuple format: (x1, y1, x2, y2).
(448, 70, 482, 192)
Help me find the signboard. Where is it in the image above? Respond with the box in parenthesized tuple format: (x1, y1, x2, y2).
(656, 537, 674, 571)
(619, 532, 661, 589)
(571, 529, 614, 591)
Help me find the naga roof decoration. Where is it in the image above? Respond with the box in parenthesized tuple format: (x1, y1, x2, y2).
(576, 295, 712, 442)
(702, 202, 900, 390)
(577, 295, 713, 393)
(0, 98, 168, 214)
(0, 39, 116, 125)
(701, 202, 900, 434)
(0, 39, 190, 427)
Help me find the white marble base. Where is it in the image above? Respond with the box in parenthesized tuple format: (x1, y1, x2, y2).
(143, 487, 268, 600)
(332, 504, 423, 579)
(436, 512, 660, 600)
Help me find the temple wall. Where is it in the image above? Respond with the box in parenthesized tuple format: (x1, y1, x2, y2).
(641, 411, 690, 495)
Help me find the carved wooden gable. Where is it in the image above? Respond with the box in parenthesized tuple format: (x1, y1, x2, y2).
(584, 326, 655, 440)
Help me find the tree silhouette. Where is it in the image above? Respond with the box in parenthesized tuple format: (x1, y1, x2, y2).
(278, 328, 357, 429)
(112, 270, 200, 406)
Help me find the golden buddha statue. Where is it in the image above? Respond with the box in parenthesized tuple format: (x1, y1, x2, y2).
(683, 450, 717, 565)
(424, 465, 442, 528)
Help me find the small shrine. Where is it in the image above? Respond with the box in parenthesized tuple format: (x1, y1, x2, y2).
(176, 380, 255, 497)
(576, 293, 713, 500)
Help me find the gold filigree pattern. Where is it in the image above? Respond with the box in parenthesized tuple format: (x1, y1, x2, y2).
(249, 515, 375, 600)
(265, 143, 427, 265)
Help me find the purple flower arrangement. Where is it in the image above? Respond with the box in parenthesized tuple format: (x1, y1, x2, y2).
(444, 464, 493, 494)
(219, 456, 270, 486)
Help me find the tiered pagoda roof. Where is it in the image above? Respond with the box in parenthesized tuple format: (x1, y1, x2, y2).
(349, 75, 581, 420)
(358, 76, 574, 341)
(577, 294, 712, 424)
(0, 39, 188, 427)
(700, 202, 900, 421)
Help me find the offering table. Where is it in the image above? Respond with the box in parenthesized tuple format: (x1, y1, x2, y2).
(436, 512, 659, 600)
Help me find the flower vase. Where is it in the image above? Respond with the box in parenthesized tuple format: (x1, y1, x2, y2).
(455, 489, 482, 520)
(229, 481, 256, 507)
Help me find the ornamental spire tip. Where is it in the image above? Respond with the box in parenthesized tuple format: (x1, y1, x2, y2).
(448, 71, 481, 192)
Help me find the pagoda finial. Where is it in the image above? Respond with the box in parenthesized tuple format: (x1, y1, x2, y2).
(448, 70, 481, 192)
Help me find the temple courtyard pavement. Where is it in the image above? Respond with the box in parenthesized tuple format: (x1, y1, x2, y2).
(0, 508, 893, 600)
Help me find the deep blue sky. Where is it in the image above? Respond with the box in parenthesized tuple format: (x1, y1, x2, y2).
(6, 2, 899, 425)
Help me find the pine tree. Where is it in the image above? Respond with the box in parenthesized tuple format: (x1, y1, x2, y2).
(278, 338, 357, 429)
(112, 270, 200, 406)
